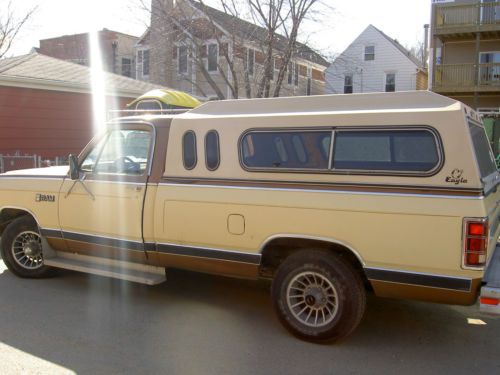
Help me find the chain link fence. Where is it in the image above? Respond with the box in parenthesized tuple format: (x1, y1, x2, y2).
(0, 154, 68, 174)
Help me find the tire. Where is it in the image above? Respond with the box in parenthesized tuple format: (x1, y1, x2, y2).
(1, 216, 54, 278)
(271, 250, 366, 343)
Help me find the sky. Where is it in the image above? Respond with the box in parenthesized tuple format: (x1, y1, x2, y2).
(6, 0, 432, 61)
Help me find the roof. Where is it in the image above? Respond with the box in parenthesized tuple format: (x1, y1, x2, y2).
(184, 91, 459, 117)
(142, 0, 329, 67)
(0, 53, 168, 97)
(370, 25, 424, 69)
(40, 28, 140, 43)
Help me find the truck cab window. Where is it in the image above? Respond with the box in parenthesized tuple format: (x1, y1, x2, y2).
(81, 129, 152, 175)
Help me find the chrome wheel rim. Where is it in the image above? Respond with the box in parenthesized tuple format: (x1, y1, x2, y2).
(11, 230, 44, 270)
(286, 271, 339, 328)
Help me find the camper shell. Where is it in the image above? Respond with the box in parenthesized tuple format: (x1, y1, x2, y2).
(1, 91, 499, 342)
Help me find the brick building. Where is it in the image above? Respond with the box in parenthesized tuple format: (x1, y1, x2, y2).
(39, 29, 139, 79)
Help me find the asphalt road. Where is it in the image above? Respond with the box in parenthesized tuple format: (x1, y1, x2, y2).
(0, 258, 499, 375)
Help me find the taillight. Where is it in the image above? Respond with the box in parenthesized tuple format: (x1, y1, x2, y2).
(463, 218, 488, 268)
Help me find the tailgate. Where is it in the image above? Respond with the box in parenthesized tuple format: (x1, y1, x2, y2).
(480, 244, 500, 314)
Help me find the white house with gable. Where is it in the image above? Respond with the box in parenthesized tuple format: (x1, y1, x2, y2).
(326, 25, 427, 94)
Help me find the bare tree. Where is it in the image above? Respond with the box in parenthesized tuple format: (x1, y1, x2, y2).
(0, 1, 37, 58)
(138, 0, 329, 99)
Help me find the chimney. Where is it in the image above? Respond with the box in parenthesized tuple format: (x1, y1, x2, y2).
(149, 0, 175, 86)
(423, 24, 430, 69)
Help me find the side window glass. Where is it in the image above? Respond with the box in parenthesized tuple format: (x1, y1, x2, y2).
(81, 134, 108, 173)
(93, 130, 152, 175)
(241, 131, 331, 170)
(333, 130, 439, 172)
(183, 131, 197, 170)
(292, 135, 307, 163)
(205, 130, 220, 171)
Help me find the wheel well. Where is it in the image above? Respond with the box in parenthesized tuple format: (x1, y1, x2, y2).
(260, 237, 368, 285)
(0, 209, 35, 236)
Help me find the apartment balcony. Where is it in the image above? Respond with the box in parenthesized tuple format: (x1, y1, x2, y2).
(433, 63, 500, 93)
(434, 2, 500, 39)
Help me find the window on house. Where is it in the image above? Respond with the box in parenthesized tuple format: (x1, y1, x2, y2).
(182, 131, 197, 170)
(306, 68, 312, 95)
(207, 43, 218, 72)
(246, 48, 255, 76)
(268, 58, 275, 81)
(344, 74, 353, 94)
(332, 130, 439, 173)
(178, 45, 188, 74)
(385, 73, 396, 92)
(205, 130, 220, 171)
(287, 63, 299, 86)
(364, 46, 375, 61)
(479, 52, 500, 84)
(142, 50, 150, 76)
(122, 58, 132, 77)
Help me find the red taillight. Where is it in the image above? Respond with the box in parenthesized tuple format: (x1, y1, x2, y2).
(468, 222, 486, 236)
(480, 297, 499, 306)
(463, 218, 488, 268)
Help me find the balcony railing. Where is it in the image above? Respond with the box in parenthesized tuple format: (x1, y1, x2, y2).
(433, 63, 500, 92)
(435, 2, 500, 31)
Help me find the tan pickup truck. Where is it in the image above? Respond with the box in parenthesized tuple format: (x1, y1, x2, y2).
(1, 91, 499, 343)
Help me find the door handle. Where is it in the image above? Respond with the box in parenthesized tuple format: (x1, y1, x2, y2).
(127, 185, 143, 192)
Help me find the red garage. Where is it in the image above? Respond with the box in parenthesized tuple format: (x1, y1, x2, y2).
(0, 53, 165, 171)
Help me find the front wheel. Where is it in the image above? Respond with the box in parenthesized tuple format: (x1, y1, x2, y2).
(271, 250, 366, 343)
(1, 216, 54, 278)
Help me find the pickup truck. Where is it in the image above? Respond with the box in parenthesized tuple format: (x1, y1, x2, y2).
(1, 91, 499, 342)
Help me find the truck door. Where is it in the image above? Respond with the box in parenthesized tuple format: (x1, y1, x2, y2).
(58, 124, 153, 261)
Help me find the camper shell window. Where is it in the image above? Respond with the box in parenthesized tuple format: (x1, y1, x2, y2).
(332, 129, 440, 173)
(240, 130, 331, 170)
(182, 131, 197, 170)
(205, 130, 220, 171)
(468, 120, 497, 179)
(240, 127, 442, 175)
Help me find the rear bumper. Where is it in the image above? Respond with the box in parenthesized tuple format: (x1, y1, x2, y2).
(480, 244, 500, 315)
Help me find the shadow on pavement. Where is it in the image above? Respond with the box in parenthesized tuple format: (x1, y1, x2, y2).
(0, 263, 498, 375)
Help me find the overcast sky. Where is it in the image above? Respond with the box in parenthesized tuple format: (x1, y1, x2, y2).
(7, 0, 432, 61)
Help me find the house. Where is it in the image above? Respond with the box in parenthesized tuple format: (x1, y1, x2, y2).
(325, 25, 427, 95)
(0, 53, 166, 163)
(430, 0, 500, 111)
(39, 29, 139, 78)
(136, 0, 329, 99)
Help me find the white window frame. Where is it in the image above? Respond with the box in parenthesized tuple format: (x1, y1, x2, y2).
(136, 48, 150, 79)
(384, 72, 396, 92)
(246, 48, 255, 77)
(178, 45, 189, 75)
(207, 43, 218, 73)
(364, 45, 375, 61)
(306, 66, 312, 95)
(344, 74, 353, 94)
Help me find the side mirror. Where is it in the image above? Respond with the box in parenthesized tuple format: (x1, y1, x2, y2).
(69, 154, 79, 180)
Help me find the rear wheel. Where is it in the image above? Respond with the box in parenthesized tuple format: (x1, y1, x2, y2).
(1, 216, 54, 278)
(271, 250, 366, 343)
